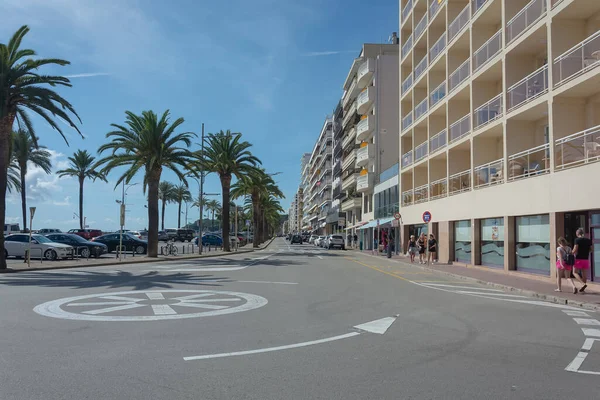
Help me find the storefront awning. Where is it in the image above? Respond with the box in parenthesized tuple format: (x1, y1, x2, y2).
(358, 217, 395, 230)
(345, 221, 367, 231)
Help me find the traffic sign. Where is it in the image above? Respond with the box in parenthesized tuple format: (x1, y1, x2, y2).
(246, 220, 251, 227)
(422, 211, 432, 223)
(394, 212, 401, 220)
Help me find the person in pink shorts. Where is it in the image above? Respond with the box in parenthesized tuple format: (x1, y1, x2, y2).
(556, 237, 577, 293)
(573, 228, 593, 293)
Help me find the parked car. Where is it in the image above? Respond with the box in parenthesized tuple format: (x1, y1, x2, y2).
(139, 230, 148, 240)
(67, 228, 103, 240)
(38, 228, 62, 235)
(45, 233, 108, 258)
(4, 234, 73, 261)
(91, 233, 147, 254)
(127, 230, 142, 239)
(327, 234, 345, 250)
(321, 235, 331, 248)
(309, 235, 318, 244)
(176, 229, 195, 242)
(314, 235, 326, 247)
(194, 233, 223, 247)
(290, 234, 303, 244)
(3, 223, 20, 236)
(158, 230, 169, 241)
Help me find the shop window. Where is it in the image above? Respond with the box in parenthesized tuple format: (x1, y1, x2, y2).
(481, 218, 504, 268)
(454, 220, 471, 263)
(516, 214, 550, 275)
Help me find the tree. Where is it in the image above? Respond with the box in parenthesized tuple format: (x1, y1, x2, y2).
(260, 195, 284, 239)
(0, 25, 81, 269)
(12, 130, 52, 231)
(97, 110, 195, 257)
(206, 199, 221, 231)
(7, 139, 19, 193)
(173, 183, 192, 228)
(57, 150, 107, 229)
(197, 131, 260, 251)
(158, 181, 176, 231)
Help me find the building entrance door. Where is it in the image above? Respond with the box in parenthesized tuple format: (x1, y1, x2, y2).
(590, 212, 600, 282)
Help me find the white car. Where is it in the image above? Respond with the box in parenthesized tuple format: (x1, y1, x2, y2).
(327, 234, 345, 250)
(4, 234, 74, 261)
(321, 235, 333, 248)
(314, 235, 326, 247)
(128, 230, 142, 239)
(309, 235, 318, 244)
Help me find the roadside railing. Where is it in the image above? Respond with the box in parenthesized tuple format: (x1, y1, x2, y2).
(415, 141, 428, 162)
(414, 184, 429, 204)
(474, 30, 502, 72)
(449, 170, 471, 195)
(506, 0, 547, 45)
(553, 30, 600, 87)
(430, 129, 447, 153)
(474, 159, 504, 188)
(430, 177, 448, 200)
(430, 81, 446, 107)
(508, 143, 550, 180)
(430, 32, 447, 63)
(507, 65, 548, 111)
(555, 125, 600, 170)
(474, 93, 503, 129)
(449, 59, 470, 93)
(448, 4, 470, 43)
(449, 114, 471, 143)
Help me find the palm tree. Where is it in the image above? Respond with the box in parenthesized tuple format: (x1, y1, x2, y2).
(261, 195, 284, 239)
(0, 25, 81, 269)
(12, 130, 52, 231)
(57, 150, 107, 229)
(196, 131, 261, 252)
(7, 138, 19, 194)
(97, 110, 195, 257)
(158, 182, 176, 231)
(173, 183, 192, 228)
(206, 199, 221, 231)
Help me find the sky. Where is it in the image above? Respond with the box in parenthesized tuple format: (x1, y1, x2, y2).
(1, 0, 398, 232)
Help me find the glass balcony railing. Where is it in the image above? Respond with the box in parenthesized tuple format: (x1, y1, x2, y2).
(553, 30, 600, 87)
(401, 150, 413, 168)
(375, 203, 400, 219)
(415, 98, 428, 120)
(402, 111, 413, 131)
(402, 0, 413, 23)
(472, 0, 490, 16)
(449, 59, 470, 93)
(402, 34, 413, 59)
(414, 184, 429, 204)
(430, 0, 442, 19)
(474, 159, 504, 188)
(429, 129, 447, 153)
(507, 65, 548, 111)
(449, 170, 471, 195)
(430, 81, 446, 107)
(448, 4, 470, 43)
(473, 30, 501, 72)
(474, 94, 503, 129)
(449, 114, 471, 142)
(401, 73, 413, 94)
(415, 56, 428, 80)
(402, 189, 414, 206)
(430, 32, 447, 63)
(379, 163, 399, 182)
(415, 14, 428, 41)
(555, 125, 600, 170)
(508, 143, 550, 180)
(430, 178, 448, 200)
(415, 142, 428, 162)
(506, 0, 547, 45)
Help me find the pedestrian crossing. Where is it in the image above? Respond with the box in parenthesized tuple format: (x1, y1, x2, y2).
(564, 309, 600, 375)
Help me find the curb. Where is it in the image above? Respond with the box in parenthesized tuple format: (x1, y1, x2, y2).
(353, 250, 600, 312)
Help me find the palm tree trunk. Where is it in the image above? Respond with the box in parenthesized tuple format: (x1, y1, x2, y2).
(211, 210, 215, 232)
(79, 176, 84, 229)
(221, 175, 232, 252)
(20, 169, 27, 232)
(177, 200, 182, 228)
(0, 115, 15, 270)
(252, 193, 260, 248)
(161, 199, 166, 231)
(147, 172, 160, 257)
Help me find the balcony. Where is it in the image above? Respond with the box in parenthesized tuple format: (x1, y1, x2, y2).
(342, 102, 357, 129)
(430, 178, 448, 200)
(430, 0, 443, 19)
(474, 94, 503, 130)
(414, 98, 428, 120)
(415, 14, 428, 42)
(341, 173, 358, 191)
(342, 149, 357, 171)
(553, 30, 600, 87)
(507, 65, 548, 112)
(356, 116, 374, 141)
(449, 114, 471, 143)
(402, 189, 414, 206)
(449, 169, 471, 195)
(375, 203, 400, 219)
(356, 144, 374, 168)
(430, 33, 447, 63)
(506, 0, 547, 45)
(402, 111, 413, 132)
(415, 56, 428, 80)
(555, 125, 600, 170)
(402, 73, 414, 95)
(508, 143, 550, 180)
(430, 129, 447, 153)
(401, 0, 413, 23)
(472, 0, 490, 16)
(402, 34, 413, 60)
(414, 141, 428, 163)
(356, 172, 374, 193)
(357, 87, 374, 114)
(341, 196, 362, 212)
(449, 59, 470, 93)
(430, 81, 446, 108)
(342, 78, 358, 108)
(357, 59, 374, 89)
(414, 184, 429, 204)
(402, 150, 414, 168)
(473, 30, 501, 72)
(474, 159, 504, 188)
(341, 127, 356, 150)
(448, 4, 470, 43)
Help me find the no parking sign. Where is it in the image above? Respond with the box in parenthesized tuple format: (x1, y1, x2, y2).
(422, 211, 432, 223)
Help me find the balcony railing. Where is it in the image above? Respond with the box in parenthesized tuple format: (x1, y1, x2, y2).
(472, 0, 490, 16)
(402, 0, 413, 23)
(415, 14, 428, 41)
(379, 163, 399, 183)
(429, 129, 447, 153)
(553, 30, 600, 87)
(555, 125, 600, 170)
(473, 30, 501, 72)
(448, 4, 470, 43)
(414, 184, 429, 204)
(430, 177, 448, 200)
(342, 149, 357, 171)
(506, 0, 547, 44)
(402, 111, 413, 131)
(401, 150, 414, 168)
(401, 73, 413, 94)
(474, 159, 504, 188)
(342, 78, 357, 108)
(430, 0, 443, 19)
(342, 102, 357, 128)
(415, 98, 428, 120)
(474, 94, 503, 129)
(507, 65, 548, 111)
(430, 33, 447, 63)
(402, 189, 414, 206)
(449, 170, 471, 195)
(375, 203, 400, 219)
(449, 59, 470, 93)
(341, 127, 356, 150)
(449, 114, 471, 143)
(415, 141, 428, 162)
(508, 143, 550, 180)
(415, 56, 428, 80)
(402, 34, 413, 59)
(551, 0, 564, 8)
(430, 81, 446, 107)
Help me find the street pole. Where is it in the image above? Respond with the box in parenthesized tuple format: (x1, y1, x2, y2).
(27, 207, 35, 267)
(235, 204, 238, 251)
(198, 123, 205, 255)
(119, 181, 125, 261)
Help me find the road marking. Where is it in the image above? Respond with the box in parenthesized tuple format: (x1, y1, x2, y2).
(354, 317, 396, 334)
(238, 280, 298, 285)
(67, 301, 134, 306)
(573, 318, 600, 326)
(455, 291, 526, 298)
(83, 303, 145, 315)
(165, 267, 247, 272)
(317, 256, 323, 259)
(146, 292, 165, 300)
(563, 310, 590, 317)
(581, 328, 600, 337)
(421, 284, 503, 291)
(565, 352, 589, 372)
(582, 338, 600, 351)
(151, 304, 177, 315)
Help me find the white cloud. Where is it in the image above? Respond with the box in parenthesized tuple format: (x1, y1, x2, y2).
(301, 50, 356, 57)
(5, 216, 20, 224)
(64, 72, 110, 79)
(52, 196, 71, 207)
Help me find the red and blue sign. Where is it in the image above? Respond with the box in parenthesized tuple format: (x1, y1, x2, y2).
(422, 211, 432, 223)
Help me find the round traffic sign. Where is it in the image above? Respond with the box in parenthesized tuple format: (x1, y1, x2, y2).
(422, 211, 432, 223)
(394, 212, 401, 220)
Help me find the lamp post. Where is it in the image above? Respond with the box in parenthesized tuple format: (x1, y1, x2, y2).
(27, 207, 36, 267)
(116, 182, 139, 260)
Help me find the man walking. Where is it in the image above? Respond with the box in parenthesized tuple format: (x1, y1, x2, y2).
(572, 228, 593, 293)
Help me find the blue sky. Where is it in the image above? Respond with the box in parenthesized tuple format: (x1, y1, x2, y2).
(1, 0, 398, 231)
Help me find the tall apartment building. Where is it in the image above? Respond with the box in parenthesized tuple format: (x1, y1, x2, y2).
(399, 0, 600, 281)
(288, 201, 297, 233)
(339, 42, 400, 249)
(327, 102, 346, 233)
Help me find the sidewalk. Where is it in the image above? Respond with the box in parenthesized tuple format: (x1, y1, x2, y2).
(352, 249, 600, 311)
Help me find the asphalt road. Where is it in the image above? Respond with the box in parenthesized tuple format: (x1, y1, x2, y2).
(1, 238, 598, 399)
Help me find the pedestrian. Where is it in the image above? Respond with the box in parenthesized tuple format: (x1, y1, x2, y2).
(572, 228, 593, 293)
(427, 233, 437, 264)
(347, 233, 351, 247)
(407, 235, 418, 263)
(353, 234, 358, 249)
(417, 233, 426, 264)
(556, 237, 577, 293)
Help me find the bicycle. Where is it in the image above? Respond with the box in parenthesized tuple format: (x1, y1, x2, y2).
(162, 241, 178, 256)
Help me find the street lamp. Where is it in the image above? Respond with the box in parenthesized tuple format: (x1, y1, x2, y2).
(116, 182, 139, 260)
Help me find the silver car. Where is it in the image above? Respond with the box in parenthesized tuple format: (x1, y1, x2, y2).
(327, 234, 345, 250)
(4, 234, 73, 260)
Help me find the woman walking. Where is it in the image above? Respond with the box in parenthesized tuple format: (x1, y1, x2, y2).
(407, 235, 418, 263)
(556, 237, 577, 294)
(427, 233, 437, 264)
(418, 233, 426, 264)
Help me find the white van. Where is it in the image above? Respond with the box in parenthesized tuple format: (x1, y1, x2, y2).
(3, 223, 20, 236)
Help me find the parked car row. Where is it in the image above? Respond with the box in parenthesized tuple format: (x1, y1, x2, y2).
(313, 234, 345, 250)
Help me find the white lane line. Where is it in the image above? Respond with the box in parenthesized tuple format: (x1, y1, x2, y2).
(151, 304, 177, 315)
(581, 328, 600, 337)
(175, 303, 230, 310)
(582, 338, 600, 351)
(565, 352, 589, 372)
(185, 298, 242, 303)
(146, 292, 165, 300)
(100, 295, 143, 302)
(83, 303, 145, 315)
(184, 332, 361, 361)
(455, 291, 526, 298)
(238, 280, 298, 285)
(166, 267, 247, 272)
(563, 310, 591, 317)
(173, 293, 215, 301)
(317, 256, 323, 260)
(573, 318, 600, 326)
(423, 284, 504, 292)
(67, 301, 135, 307)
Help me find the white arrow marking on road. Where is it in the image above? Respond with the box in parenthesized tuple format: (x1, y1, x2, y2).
(353, 317, 397, 334)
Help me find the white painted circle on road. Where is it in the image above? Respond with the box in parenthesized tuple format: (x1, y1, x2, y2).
(33, 290, 268, 322)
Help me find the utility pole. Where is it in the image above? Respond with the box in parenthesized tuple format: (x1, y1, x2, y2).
(198, 123, 205, 255)
(234, 204, 238, 251)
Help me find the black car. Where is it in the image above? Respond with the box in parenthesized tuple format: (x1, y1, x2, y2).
(45, 233, 108, 258)
(290, 234, 303, 244)
(91, 233, 148, 254)
(175, 229, 195, 242)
